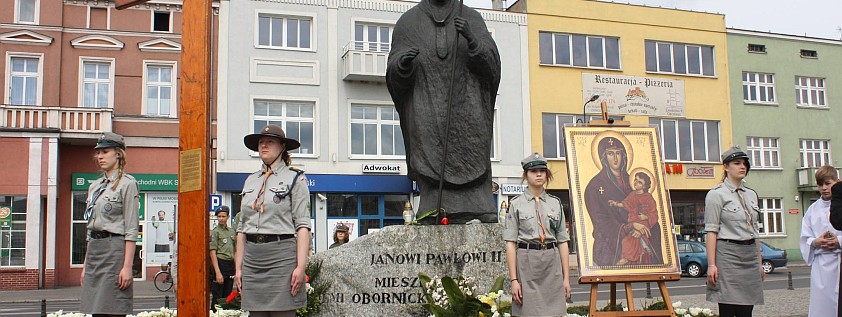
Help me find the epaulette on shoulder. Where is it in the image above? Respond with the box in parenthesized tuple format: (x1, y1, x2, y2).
(743, 185, 759, 196)
(123, 174, 136, 181)
(510, 194, 523, 202)
(546, 193, 562, 203)
(289, 166, 305, 174)
(710, 183, 724, 190)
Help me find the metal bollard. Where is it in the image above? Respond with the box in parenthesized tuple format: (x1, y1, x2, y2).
(645, 282, 652, 299)
(787, 271, 794, 290)
(41, 299, 46, 317)
(165, 295, 170, 308)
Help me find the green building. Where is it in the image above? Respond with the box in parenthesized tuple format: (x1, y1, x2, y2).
(727, 28, 842, 260)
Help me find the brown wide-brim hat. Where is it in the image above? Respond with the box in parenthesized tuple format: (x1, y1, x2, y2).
(244, 124, 301, 152)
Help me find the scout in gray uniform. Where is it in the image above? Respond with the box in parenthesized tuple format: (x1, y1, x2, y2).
(81, 132, 140, 316)
(503, 153, 571, 317)
(234, 124, 311, 317)
(210, 205, 236, 310)
(705, 146, 764, 317)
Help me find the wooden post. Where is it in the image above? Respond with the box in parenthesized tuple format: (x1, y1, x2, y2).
(177, 0, 213, 314)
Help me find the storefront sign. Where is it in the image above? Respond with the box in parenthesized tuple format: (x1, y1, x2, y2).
(788, 208, 800, 215)
(0, 206, 11, 227)
(362, 164, 402, 174)
(218, 173, 413, 193)
(686, 166, 715, 178)
(72, 173, 178, 191)
(582, 73, 685, 117)
(500, 183, 527, 195)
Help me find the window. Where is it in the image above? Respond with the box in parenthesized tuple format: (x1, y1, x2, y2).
(71, 192, 87, 265)
(88, 7, 108, 29)
(16, 0, 38, 24)
(757, 198, 784, 235)
(253, 100, 315, 155)
(645, 40, 715, 76)
(257, 13, 312, 49)
(7, 55, 41, 106)
(350, 105, 405, 157)
(152, 11, 171, 32)
(353, 22, 392, 52)
(650, 118, 720, 162)
(144, 63, 176, 117)
(1, 196, 27, 267)
(543, 113, 623, 159)
(81, 59, 113, 108)
(800, 49, 817, 58)
(539, 32, 621, 70)
(799, 139, 831, 168)
(746, 137, 781, 169)
(795, 76, 827, 108)
(747, 44, 766, 53)
(326, 194, 409, 237)
(742, 72, 776, 104)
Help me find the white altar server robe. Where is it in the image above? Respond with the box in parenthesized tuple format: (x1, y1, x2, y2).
(800, 198, 841, 317)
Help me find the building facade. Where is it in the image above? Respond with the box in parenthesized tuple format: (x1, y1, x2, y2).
(217, 0, 530, 252)
(509, 0, 733, 244)
(726, 29, 842, 258)
(0, 0, 218, 289)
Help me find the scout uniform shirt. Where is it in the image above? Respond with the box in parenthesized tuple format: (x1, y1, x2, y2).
(210, 225, 237, 260)
(85, 173, 140, 241)
(503, 189, 570, 245)
(704, 178, 761, 240)
(237, 164, 311, 235)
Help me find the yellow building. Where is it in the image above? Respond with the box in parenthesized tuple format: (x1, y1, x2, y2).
(509, 0, 732, 241)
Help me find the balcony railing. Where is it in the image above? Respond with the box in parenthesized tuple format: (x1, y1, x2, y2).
(1, 104, 112, 133)
(341, 41, 390, 82)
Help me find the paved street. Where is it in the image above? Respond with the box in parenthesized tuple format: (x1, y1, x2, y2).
(0, 265, 811, 316)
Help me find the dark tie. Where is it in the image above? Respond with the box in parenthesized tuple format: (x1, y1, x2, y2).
(84, 180, 109, 220)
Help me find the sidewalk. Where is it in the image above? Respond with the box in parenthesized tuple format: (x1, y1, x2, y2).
(0, 281, 174, 303)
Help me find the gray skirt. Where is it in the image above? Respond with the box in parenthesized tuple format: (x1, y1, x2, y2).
(81, 236, 133, 314)
(514, 247, 566, 317)
(241, 238, 306, 311)
(706, 240, 764, 305)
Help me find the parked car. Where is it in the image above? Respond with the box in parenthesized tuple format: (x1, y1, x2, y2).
(678, 241, 708, 278)
(677, 240, 788, 277)
(759, 241, 788, 273)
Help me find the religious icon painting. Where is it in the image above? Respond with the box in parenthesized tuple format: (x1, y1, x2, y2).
(563, 126, 680, 278)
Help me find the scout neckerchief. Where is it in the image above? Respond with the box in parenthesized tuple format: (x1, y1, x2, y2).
(252, 152, 282, 213)
(735, 186, 758, 234)
(84, 178, 110, 220)
(534, 191, 547, 245)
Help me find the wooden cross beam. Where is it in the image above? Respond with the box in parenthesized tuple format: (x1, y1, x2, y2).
(115, 0, 213, 315)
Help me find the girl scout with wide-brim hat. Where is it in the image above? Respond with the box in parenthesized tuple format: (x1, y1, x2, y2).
(81, 132, 140, 316)
(503, 153, 572, 316)
(234, 124, 311, 316)
(705, 146, 764, 317)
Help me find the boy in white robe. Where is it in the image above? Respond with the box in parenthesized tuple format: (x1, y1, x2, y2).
(800, 165, 841, 317)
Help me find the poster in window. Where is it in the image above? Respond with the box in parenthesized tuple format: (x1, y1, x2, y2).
(145, 193, 177, 265)
(563, 126, 679, 277)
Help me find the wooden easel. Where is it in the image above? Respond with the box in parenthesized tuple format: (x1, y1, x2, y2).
(588, 100, 631, 127)
(580, 274, 680, 316)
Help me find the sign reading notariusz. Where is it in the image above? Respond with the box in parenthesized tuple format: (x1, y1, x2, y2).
(312, 224, 507, 317)
(582, 73, 686, 117)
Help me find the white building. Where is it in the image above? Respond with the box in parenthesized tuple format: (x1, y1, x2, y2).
(217, 0, 529, 252)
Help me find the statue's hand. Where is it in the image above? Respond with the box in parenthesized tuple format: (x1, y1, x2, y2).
(454, 17, 475, 43)
(400, 48, 420, 68)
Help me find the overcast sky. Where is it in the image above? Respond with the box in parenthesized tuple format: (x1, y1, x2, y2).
(455, 0, 842, 40)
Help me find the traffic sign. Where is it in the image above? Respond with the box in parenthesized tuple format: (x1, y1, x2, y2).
(209, 194, 222, 212)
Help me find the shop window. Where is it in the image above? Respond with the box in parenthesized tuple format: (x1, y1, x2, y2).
(327, 194, 358, 217)
(1, 195, 29, 267)
(71, 192, 88, 265)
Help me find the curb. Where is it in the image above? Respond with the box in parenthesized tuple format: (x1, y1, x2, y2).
(1, 295, 174, 304)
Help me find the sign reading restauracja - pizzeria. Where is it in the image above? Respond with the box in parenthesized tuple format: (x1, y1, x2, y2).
(582, 73, 686, 117)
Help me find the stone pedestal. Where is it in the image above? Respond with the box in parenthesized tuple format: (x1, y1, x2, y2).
(313, 224, 508, 317)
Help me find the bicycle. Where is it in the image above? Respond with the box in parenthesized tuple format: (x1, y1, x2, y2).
(153, 262, 174, 292)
